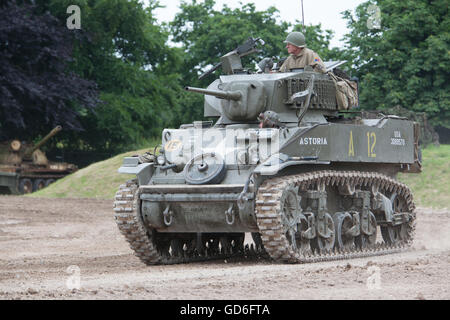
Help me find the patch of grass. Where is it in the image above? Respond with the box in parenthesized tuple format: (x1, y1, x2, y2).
(398, 144, 450, 209)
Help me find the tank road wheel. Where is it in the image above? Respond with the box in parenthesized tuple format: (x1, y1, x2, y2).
(229, 233, 245, 254)
(333, 212, 355, 251)
(155, 237, 171, 259)
(204, 235, 220, 256)
(184, 236, 199, 257)
(32, 179, 46, 192)
(19, 178, 33, 194)
(381, 193, 409, 245)
(381, 224, 407, 245)
(169, 238, 184, 258)
(355, 212, 377, 249)
(219, 236, 233, 255)
(312, 213, 335, 253)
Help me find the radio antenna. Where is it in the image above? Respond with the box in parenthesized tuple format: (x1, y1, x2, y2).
(301, 0, 305, 32)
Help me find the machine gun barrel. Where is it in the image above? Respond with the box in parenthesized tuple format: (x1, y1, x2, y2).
(185, 86, 242, 101)
(25, 125, 62, 157)
(198, 37, 264, 80)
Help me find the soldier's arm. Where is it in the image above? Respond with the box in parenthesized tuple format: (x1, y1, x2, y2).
(305, 49, 326, 73)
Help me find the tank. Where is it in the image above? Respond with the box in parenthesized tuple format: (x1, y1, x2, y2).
(0, 126, 78, 194)
(114, 38, 422, 265)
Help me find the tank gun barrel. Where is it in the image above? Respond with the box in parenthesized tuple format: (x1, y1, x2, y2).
(25, 125, 62, 157)
(185, 86, 242, 101)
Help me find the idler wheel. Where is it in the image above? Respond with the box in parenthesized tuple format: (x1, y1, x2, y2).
(381, 192, 408, 245)
(184, 153, 226, 185)
(381, 224, 407, 245)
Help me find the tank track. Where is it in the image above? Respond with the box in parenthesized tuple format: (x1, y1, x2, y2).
(114, 170, 415, 265)
(113, 180, 162, 265)
(255, 170, 415, 263)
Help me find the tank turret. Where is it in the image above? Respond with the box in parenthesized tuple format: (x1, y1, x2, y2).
(188, 38, 348, 125)
(0, 126, 62, 166)
(186, 82, 267, 121)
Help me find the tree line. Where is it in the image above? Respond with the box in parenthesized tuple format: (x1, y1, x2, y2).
(0, 0, 448, 164)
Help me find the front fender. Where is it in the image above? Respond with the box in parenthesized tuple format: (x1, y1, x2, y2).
(118, 157, 154, 185)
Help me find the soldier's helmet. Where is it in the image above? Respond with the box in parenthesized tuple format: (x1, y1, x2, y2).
(284, 32, 306, 48)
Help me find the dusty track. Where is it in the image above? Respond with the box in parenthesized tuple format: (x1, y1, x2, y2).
(0, 195, 449, 300)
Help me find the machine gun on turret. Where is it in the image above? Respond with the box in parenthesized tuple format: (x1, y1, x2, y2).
(198, 37, 265, 80)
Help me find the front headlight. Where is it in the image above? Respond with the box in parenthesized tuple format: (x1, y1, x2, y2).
(157, 154, 166, 165)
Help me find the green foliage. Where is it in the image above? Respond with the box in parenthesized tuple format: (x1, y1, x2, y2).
(342, 0, 450, 129)
(399, 144, 450, 209)
(0, 1, 99, 141)
(36, 0, 182, 153)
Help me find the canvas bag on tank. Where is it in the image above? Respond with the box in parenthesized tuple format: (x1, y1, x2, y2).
(328, 72, 358, 110)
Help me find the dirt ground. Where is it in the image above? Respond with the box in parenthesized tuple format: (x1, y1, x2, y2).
(0, 195, 449, 300)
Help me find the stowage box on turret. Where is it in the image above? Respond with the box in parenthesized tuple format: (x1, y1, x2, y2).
(0, 126, 78, 194)
(114, 38, 421, 265)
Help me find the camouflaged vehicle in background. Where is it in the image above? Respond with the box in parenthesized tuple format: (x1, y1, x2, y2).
(0, 126, 77, 194)
(114, 38, 421, 265)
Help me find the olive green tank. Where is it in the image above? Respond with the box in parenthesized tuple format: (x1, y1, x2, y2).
(0, 126, 78, 194)
(114, 38, 421, 265)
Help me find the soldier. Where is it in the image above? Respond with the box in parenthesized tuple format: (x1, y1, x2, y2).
(279, 32, 326, 73)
